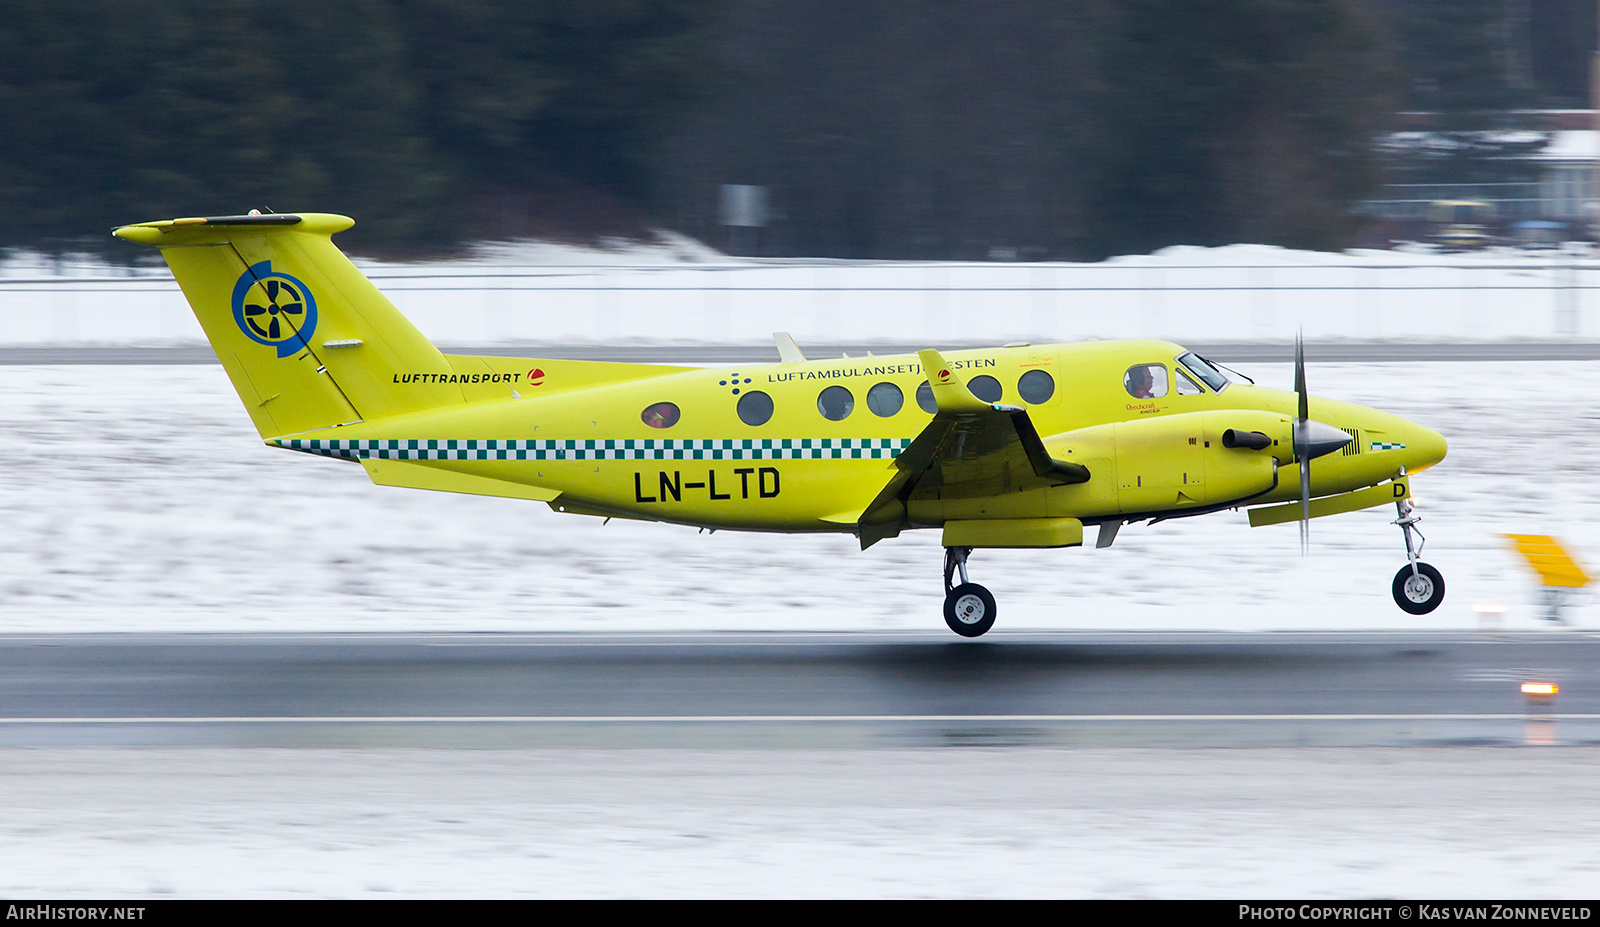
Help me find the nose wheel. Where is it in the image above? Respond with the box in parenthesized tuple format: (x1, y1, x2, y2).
(943, 547, 996, 637)
(1393, 562, 1445, 615)
(1391, 492, 1445, 615)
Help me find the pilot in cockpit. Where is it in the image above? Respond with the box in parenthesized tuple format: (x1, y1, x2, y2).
(1125, 365, 1156, 399)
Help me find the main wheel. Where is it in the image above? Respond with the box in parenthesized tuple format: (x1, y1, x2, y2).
(1392, 562, 1445, 615)
(944, 583, 997, 637)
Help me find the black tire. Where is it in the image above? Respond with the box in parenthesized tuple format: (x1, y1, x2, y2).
(1392, 562, 1445, 615)
(944, 583, 997, 637)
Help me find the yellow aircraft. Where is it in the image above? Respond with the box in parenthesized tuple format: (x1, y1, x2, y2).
(115, 213, 1449, 636)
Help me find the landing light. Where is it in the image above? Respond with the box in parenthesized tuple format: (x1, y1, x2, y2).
(1521, 682, 1558, 697)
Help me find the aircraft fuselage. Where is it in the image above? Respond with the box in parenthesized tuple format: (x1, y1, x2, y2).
(275, 339, 1446, 534)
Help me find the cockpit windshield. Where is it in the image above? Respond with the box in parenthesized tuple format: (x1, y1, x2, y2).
(1177, 352, 1229, 392)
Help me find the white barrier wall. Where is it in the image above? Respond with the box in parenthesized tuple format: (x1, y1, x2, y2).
(2, 244, 1596, 346)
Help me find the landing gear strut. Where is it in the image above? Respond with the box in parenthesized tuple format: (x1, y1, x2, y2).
(943, 546, 996, 637)
(1391, 493, 1445, 615)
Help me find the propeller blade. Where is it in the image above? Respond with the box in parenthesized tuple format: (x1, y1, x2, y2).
(268, 317, 280, 340)
(1295, 331, 1308, 424)
(1299, 454, 1311, 555)
(1294, 330, 1310, 554)
(266, 279, 280, 302)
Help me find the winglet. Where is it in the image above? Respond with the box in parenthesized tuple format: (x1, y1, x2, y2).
(774, 332, 806, 364)
(917, 349, 992, 413)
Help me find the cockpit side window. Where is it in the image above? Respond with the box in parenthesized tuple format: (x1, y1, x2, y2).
(1123, 364, 1168, 399)
(1178, 352, 1229, 392)
(1175, 368, 1203, 395)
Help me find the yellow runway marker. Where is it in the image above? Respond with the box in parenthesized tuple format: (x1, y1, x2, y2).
(1505, 535, 1590, 588)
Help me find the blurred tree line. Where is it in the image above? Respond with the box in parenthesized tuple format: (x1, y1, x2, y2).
(0, 0, 726, 252)
(1375, 0, 1596, 187)
(0, 0, 1594, 257)
(659, 0, 1398, 258)
(1393, 0, 1595, 112)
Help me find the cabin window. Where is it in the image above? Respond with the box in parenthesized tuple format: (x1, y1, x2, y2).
(915, 381, 937, 414)
(1017, 369, 1055, 404)
(641, 401, 681, 429)
(737, 390, 774, 426)
(1175, 368, 1203, 395)
(968, 375, 1003, 402)
(817, 385, 855, 421)
(866, 382, 904, 417)
(1123, 364, 1168, 399)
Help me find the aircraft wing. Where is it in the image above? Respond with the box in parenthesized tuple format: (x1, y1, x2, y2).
(854, 349, 1088, 547)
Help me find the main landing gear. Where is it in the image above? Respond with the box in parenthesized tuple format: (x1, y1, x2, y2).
(1391, 494, 1445, 615)
(943, 546, 996, 637)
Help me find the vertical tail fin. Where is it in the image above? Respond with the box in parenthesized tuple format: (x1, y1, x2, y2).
(114, 213, 465, 438)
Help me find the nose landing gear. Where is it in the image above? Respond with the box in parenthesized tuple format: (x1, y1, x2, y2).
(1391, 494, 1445, 615)
(943, 546, 996, 637)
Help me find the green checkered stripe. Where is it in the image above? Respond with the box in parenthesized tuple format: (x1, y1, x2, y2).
(1369, 441, 1407, 451)
(275, 437, 913, 461)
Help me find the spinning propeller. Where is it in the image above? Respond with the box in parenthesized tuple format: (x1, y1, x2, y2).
(1293, 333, 1311, 553)
(1290, 332, 1355, 553)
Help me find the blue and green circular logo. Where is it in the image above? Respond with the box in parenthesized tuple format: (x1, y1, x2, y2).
(231, 261, 318, 358)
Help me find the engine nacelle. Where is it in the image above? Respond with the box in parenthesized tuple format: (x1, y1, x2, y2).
(1041, 409, 1288, 517)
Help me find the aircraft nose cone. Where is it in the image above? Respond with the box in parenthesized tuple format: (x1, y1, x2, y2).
(1405, 424, 1447, 472)
(1301, 420, 1352, 460)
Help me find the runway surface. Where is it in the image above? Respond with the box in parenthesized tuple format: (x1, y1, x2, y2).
(6, 340, 1600, 365)
(4, 631, 1596, 748)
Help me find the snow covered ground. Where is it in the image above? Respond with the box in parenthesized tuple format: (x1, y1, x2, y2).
(3, 747, 1599, 898)
(3, 241, 1599, 346)
(0, 360, 1593, 634)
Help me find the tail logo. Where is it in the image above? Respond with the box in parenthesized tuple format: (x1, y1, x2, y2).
(231, 261, 318, 358)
